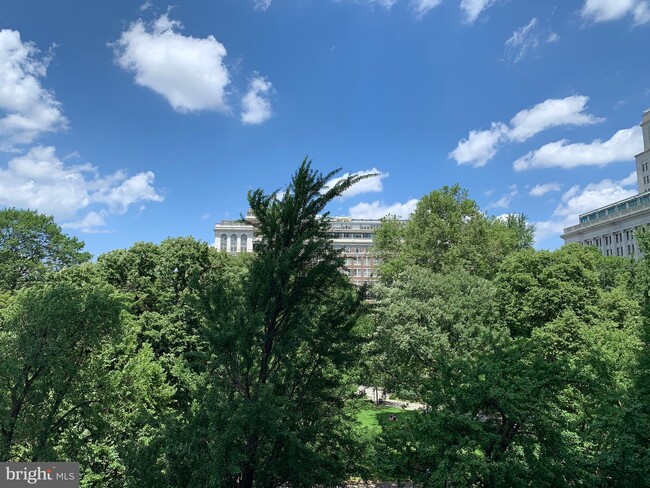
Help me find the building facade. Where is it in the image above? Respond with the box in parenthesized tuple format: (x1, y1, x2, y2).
(213, 210, 258, 254)
(329, 217, 382, 286)
(562, 110, 650, 257)
(213, 214, 384, 286)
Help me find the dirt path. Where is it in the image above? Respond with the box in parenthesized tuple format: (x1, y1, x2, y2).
(357, 386, 425, 411)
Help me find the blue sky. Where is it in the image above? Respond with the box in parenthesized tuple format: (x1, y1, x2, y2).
(1, 0, 649, 257)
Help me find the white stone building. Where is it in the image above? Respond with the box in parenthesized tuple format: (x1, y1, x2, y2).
(562, 110, 650, 257)
(213, 213, 385, 286)
(213, 210, 258, 254)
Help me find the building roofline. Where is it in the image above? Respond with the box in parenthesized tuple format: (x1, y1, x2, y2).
(577, 191, 647, 219)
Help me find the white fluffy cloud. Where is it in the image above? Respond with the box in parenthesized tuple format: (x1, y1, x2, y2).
(529, 182, 562, 196)
(348, 198, 418, 219)
(325, 168, 389, 199)
(241, 75, 273, 125)
(460, 0, 498, 24)
(112, 14, 230, 113)
(410, 0, 443, 18)
(581, 0, 650, 25)
(508, 96, 603, 142)
(534, 172, 637, 243)
(0, 146, 163, 231)
(449, 122, 508, 167)
(513, 126, 642, 171)
(62, 211, 108, 233)
(0, 29, 67, 151)
(450, 95, 602, 167)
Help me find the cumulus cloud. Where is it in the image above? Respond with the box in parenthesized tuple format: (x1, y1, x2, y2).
(508, 96, 603, 142)
(112, 14, 230, 113)
(62, 211, 109, 233)
(0, 29, 67, 151)
(450, 95, 602, 167)
(449, 122, 508, 167)
(460, 0, 498, 24)
(325, 168, 389, 199)
(534, 172, 637, 243)
(241, 75, 273, 125)
(513, 126, 642, 171)
(581, 0, 650, 25)
(348, 198, 418, 219)
(0, 146, 163, 231)
(530, 182, 562, 196)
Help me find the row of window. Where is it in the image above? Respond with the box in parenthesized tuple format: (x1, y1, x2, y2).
(604, 245, 635, 257)
(346, 256, 378, 266)
(331, 224, 380, 230)
(344, 268, 373, 277)
(219, 233, 249, 253)
(580, 194, 650, 224)
(333, 245, 373, 254)
(585, 230, 636, 248)
(330, 232, 374, 239)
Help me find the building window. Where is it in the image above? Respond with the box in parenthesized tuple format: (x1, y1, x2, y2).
(241, 234, 248, 253)
(363, 268, 371, 277)
(230, 234, 238, 252)
(220, 234, 227, 251)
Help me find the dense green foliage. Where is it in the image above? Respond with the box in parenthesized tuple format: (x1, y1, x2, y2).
(366, 189, 649, 487)
(1, 174, 649, 487)
(0, 208, 90, 291)
(373, 185, 535, 282)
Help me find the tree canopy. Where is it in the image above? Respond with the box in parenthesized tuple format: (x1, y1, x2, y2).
(373, 185, 535, 282)
(1, 176, 650, 487)
(0, 208, 90, 292)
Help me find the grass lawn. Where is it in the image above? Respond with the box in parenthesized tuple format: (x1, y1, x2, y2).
(356, 405, 417, 436)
